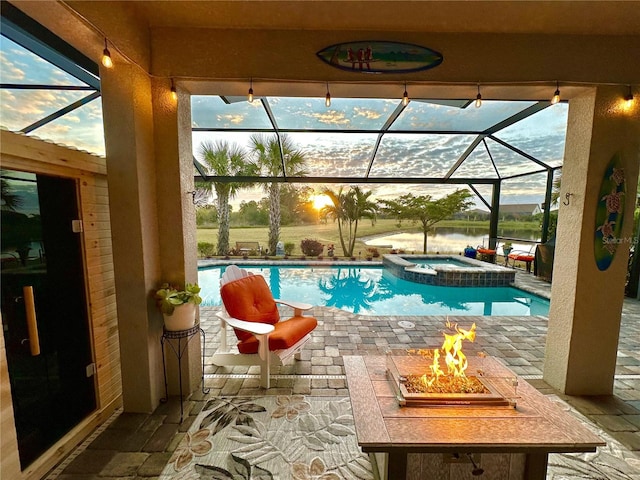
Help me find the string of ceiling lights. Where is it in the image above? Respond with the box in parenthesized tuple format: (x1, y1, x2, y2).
(99, 36, 636, 109)
(243, 77, 636, 110)
(60, 0, 636, 109)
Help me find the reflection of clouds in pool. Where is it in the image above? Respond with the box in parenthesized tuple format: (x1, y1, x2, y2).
(198, 266, 548, 316)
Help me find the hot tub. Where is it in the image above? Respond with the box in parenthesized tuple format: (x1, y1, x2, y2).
(383, 254, 516, 287)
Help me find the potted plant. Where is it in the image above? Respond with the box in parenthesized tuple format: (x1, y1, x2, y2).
(155, 282, 202, 331)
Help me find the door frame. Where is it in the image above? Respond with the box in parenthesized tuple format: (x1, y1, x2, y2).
(1, 130, 123, 480)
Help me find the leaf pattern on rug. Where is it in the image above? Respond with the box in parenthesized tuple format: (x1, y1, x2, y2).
(271, 395, 311, 421)
(292, 457, 340, 480)
(549, 449, 638, 479)
(195, 453, 274, 479)
(199, 397, 267, 436)
(228, 419, 292, 465)
(169, 428, 213, 471)
(161, 396, 373, 480)
(161, 394, 639, 480)
(296, 398, 356, 451)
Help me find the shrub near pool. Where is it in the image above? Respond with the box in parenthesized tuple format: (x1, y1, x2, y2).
(300, 238, 324, 256)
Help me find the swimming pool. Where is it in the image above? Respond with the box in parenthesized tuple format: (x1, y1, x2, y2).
(198, 265, 549, 316)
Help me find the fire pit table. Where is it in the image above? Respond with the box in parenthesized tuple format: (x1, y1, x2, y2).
(344, 355, 604, 480)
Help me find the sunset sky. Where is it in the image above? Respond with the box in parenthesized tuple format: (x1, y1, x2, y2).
(1, 33, 567, 211)
(191, 95, 567, 209)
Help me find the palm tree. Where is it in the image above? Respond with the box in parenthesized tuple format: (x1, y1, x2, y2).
(551, 172, 562, 206)
(249, 134, 307, 254)
(198, 140, 257, 255)
(321, 186, 348, 256)
(1, 172, 23, 211)
(321, 186, 377, 257)
(192, 180, 214, 208)
(318, 268, 378, 313)
(343, 186, 377, 256)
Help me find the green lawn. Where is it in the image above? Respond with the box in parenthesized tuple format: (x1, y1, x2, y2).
(197, 219, 541, 257)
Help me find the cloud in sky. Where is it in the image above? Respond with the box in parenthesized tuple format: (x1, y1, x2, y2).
(0, 35, 105, 156)
(0, 51, 25, 81)
(306, 110, 351, 126)
(190, 96, 569, 210)
(217, 113, 245, 125)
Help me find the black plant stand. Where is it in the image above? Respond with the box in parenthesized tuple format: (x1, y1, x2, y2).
(160, 324, 209, 422)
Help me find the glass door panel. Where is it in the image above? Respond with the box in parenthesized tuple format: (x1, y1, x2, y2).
(1, 169, 96, 469)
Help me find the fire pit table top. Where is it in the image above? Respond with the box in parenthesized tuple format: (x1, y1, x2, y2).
(344, 355, 604, 454)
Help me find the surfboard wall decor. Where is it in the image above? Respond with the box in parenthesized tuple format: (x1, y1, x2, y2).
(594, 153, 626, 271)
(316, 41, 443, 74)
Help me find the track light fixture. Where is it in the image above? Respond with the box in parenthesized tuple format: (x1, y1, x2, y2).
(551, 81, 560, 105)
(325, 82, 331, 107)
(247, 79, 254, 103)
(101, 38, 113, 68)
(170, 79, 177, 101)
(475, 84, 482, 108)
(624, 85, 634, 109)
(402, 83, 409, 106)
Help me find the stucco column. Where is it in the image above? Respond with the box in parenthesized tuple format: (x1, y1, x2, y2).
(152, 78, 202, 395)
(101, 64, 164, 412)
(544, 86, 640, 395)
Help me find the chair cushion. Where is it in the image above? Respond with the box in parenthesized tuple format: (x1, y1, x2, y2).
(220, 274, 280, 341)
(237, 315, 318, 354)
(508, 253, 534, 262)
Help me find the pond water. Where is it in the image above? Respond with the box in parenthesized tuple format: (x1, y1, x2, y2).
(365, 227, 540, 253)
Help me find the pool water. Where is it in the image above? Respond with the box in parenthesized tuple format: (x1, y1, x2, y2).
(198, 265, 549, 316)
(411, 258, 476, 268)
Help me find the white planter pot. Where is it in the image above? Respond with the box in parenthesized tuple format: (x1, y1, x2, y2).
(163, 303, 196, 331)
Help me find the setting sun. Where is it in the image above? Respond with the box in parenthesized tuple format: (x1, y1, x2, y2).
(311, 194, 333, 211)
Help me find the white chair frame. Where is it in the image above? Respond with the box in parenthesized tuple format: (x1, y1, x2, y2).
(212, 265, 314, 388)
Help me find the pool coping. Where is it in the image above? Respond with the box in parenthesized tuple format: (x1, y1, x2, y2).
(198, 259, 382, 268)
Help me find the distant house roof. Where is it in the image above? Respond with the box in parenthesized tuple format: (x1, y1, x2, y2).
(499, 203, 541, 215)
(466, 208, 490, 215)
(452, 208, 490, 218)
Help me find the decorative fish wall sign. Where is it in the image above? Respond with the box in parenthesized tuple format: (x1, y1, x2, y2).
(316, 41, 443, 74)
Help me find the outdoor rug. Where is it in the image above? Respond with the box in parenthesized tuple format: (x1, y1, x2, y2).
(159, 394, 640, 480)
(545, 394, 640, 480)
(159, 395, 374, 480)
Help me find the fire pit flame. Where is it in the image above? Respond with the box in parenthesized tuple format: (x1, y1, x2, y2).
(414, 321, 477, 391)
(390, 321, 516, 407)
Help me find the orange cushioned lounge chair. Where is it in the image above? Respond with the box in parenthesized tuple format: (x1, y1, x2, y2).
(212, 265, 318, 388)
(507, 250, 535, 272)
